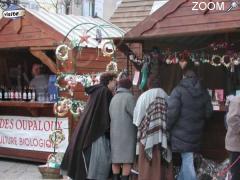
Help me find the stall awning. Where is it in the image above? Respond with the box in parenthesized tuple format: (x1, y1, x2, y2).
(125, 0, 240, 40)
(27, 8, 125, 48)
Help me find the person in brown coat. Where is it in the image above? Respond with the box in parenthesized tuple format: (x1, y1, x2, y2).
(225, 96, 240, 180)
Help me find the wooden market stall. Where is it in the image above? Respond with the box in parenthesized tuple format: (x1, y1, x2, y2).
(123, 0, 240, 162)
(0, 8, 125, 162)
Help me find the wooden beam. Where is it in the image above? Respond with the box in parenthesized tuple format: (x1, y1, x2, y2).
(30, 46, 57, 51)
(29, 49, 57, 74)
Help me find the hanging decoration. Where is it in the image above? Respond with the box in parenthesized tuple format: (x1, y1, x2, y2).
(64, 74, 78, 96)
(221, 55, 232, 68)
(53, 97, 86, 117)
(49, 129, 65, 147)
(55, 72, 102, 94)
(210, 42, 229, 51)
(96, 28, 102, 44)
(79, 30, 91, 44)
(46, 22, 124, 173)
(128, 41, 240, 72)
(55, 73, 68, 92)
(55, 44, 70, 64)
(106, 61, 118, 72)
(101, 40, 116, 57)
(139, 62, 149, 90)
(70, 100, 86, 117)
(53, 98, 72, 117)
(211, 55, 222, 67)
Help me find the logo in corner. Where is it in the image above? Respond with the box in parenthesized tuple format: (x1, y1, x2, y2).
(226, 0, 239, 12)
(0, 0, 25, 19)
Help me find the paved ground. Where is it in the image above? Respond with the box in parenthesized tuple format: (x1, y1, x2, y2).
(0, 158, 67, 180)
(0, 158, 42, 180)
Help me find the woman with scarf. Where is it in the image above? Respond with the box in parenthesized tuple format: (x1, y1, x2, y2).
(133, 76, 173, 180)
(61, 72, 117, 180)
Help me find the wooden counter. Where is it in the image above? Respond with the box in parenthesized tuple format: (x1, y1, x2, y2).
(0, 101, 54, 108)
(0, 101, 54, 117)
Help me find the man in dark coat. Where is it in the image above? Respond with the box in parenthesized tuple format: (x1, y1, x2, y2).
(61, 72, 117, 180)
(167, 69, 212, 180)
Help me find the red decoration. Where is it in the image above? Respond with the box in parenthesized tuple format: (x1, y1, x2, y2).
(79, 32, 90, 44)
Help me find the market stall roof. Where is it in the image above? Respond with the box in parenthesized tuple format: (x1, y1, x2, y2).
(125, 0, 240, 40)
(27, 8, 125, 47)
(0, 8, 125, 49)
(110, 0, 168, 32)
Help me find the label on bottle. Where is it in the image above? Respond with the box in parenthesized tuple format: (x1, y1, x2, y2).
(4, 92, 8, 99)
(23, 92, 27, 100)
(15, 92, 18, 100)
(11, 92, 14, 100)
(32, 92, 35, 101)
(18, 92, 22, 100)
(28, 92, 32, 100)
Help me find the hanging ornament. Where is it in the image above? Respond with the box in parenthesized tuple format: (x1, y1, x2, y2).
(172, 52, 179, 64)
(55, 73, 68, 91)
(203, 58, 210, 64)
(221, 55, 232, 68)
(95, 28, 102, 44)
(53, 98, 71, 117)
(76, 74, 93, 87)
(231, 53, 240, 66)
(79, 30, 91, 44)
(165, 55, 173, 64)
(139, 62, 149, 90)
(64, 74, 78, 96)
(55, 44, 70, 63)
(49, 129, 65, 147)
(102, 41, 116, 57)
(179, 60, 188, 69)
(211, 55, 222, 67)
(70, 101, 86, 117)
(106, 61, 118, 72)
(194, 60, 201, 66)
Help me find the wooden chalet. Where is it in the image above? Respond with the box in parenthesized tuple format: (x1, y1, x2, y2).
(0, 8, 125, 162)
(124, 0, 240, 162)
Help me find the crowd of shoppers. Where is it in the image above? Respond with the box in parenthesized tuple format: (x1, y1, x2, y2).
(60, 58, 240, 180)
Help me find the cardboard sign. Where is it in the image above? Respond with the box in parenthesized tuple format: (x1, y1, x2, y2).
(0, 116, 68, 152)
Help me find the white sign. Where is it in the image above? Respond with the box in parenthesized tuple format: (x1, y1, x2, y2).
(3, 9, 25, 18)
(0, 116, 68, 152)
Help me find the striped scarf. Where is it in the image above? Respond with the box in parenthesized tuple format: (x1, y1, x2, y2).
(136, 97, 172, 162)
